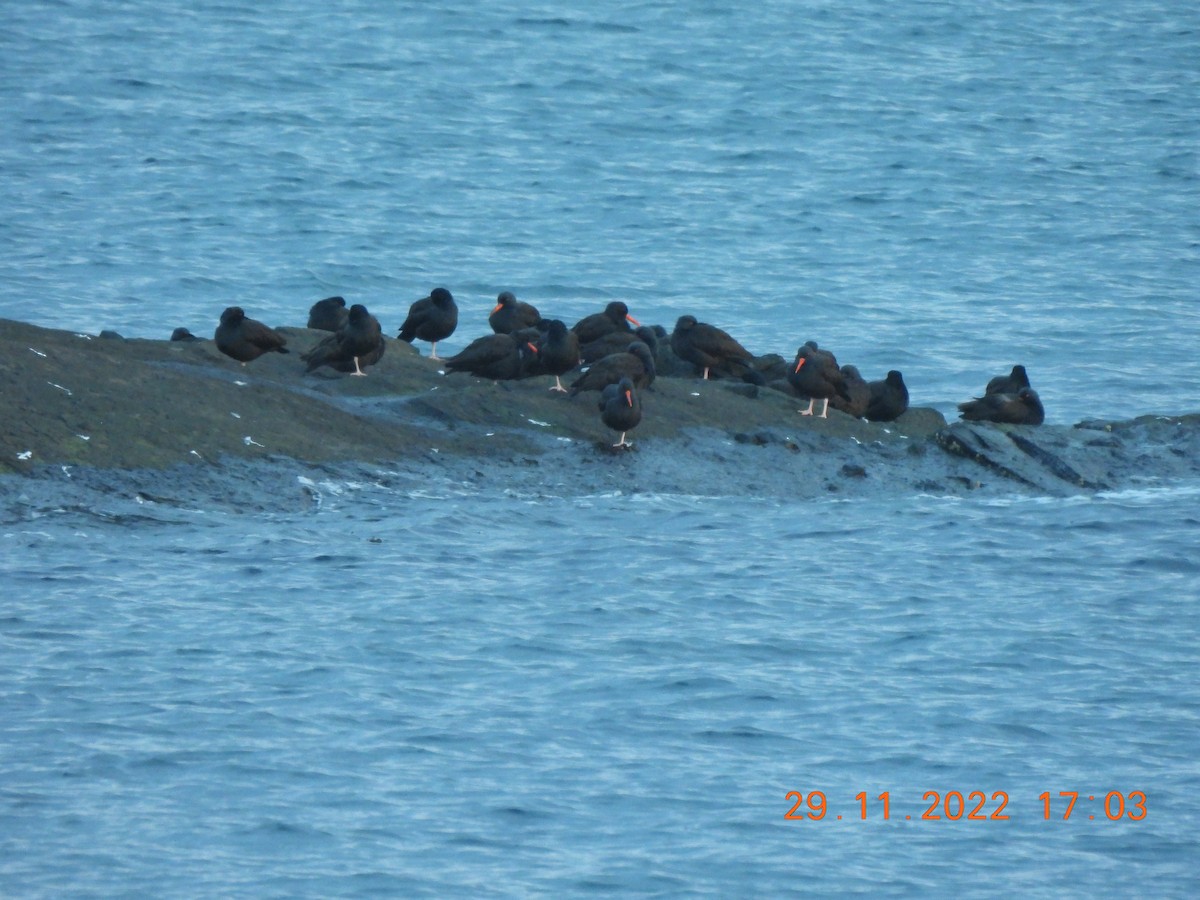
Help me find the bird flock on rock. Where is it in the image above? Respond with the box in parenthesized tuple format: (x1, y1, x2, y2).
(193, 288, 1045, 450)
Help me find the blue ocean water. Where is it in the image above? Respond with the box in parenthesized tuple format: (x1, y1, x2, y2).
(3, 479, 1200, 895)
(3, 0, 1198, 423)
(2, 1, 1199, 895)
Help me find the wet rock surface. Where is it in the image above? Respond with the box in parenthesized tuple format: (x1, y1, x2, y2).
(2, 318, 1197, 502)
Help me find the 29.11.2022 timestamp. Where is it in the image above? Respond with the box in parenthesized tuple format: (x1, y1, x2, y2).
(784, 790, 1147, 822)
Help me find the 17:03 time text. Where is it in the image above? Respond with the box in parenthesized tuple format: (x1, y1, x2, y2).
(784, 791, 1147, 822)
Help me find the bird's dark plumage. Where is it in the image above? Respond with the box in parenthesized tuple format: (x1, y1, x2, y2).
(170, 327, 200, 342)
(599, 377, 642, 448)
(442, 332, 538, 381)
(571, 301, 639, 345)
(307, 296, 349, 332)
(302, 303, 385, 376)
(865, 370, 909, 422)
(985, 364, 1031, 396)
(580, 325, 659, 365)
(958, 387, 1045, 425)
(214, 307, 289, 363)
(398, 287, 458, 359)
(828, 364, 871, 418)
(534, 319, 581, 392)
(787, 341, 850, 418)
(568, 340, 656, 396)
(488, 292, 541, 335)
(669, 314, 757, 381)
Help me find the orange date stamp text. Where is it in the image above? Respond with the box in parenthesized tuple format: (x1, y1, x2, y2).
(783, 790, 1147, 822)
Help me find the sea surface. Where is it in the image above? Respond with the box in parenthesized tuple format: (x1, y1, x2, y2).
(2, 0, 1199, 896)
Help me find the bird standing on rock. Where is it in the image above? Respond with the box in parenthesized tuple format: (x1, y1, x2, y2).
(488, 292, 541, 334)
(788, 341, 850, 418)
(985, 364, 1031, 396)
(669, 314, 758, 381)
(828, 364, 871, 418)
(599, 376, 642, 449)
(568, 340, 656, 396)
(534, 319, 581, 392)
(958, 387, 1045, 425)
(580, 324, 659, 365)
(398, 287, 458, 359)
(442, 332, 539, 381)
(214, 306, 289, 363)
(865, 370, 909, 422)
(302, 303, 385, 376)
(571, 301, 640, 345)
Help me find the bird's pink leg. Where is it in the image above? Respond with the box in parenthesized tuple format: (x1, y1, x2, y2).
(550, 376, 567, 393)
(352, 356, 367, 376)
(799, 399, 815, 416)
(818, 398, 829, 418)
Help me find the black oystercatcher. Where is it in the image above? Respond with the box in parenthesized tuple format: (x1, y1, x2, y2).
(398, 287, 458, 359)
(302, 303, 385, 376)
(669, 314, 757, 381)
(214, 306, 289, 363)
(580, 324, 660, 365)
(787, 341, 850, 418)
(958, 387, 1045, 425)
(307, 296, 349, 332)
(864, 370, 909, 422)
(170, 327, 201, 342)
(571, 301, 639, 345)
(535, 319, 581, 392)
(488, 291, 542, 334)
(442, 332, 539, 381)
(568, 340, 656, 396)
(828, 364, 871, 418)
(985, 364, 1031, 396)
(599, 376, 642, 449)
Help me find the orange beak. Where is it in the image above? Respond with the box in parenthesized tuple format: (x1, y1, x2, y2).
(624, 388, 633, 406)
(491, 303, 504, 314)
(626, 314, 640, 326)
(794, 357, 806, 373)
(526, 342, 539, 353)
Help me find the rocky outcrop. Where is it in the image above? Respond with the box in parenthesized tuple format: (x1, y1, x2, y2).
(2, 318, 1197, 500)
